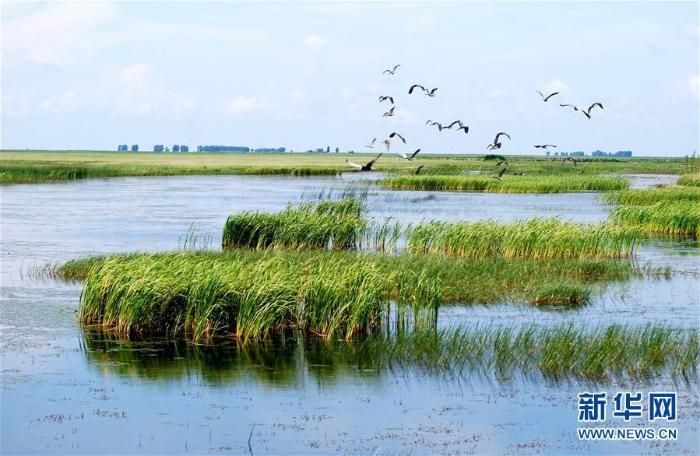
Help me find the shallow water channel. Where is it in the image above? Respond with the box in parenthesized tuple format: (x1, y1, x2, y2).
(1, 174, 698, 454)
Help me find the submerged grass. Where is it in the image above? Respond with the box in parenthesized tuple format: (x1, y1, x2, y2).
(380, 174, 629, 193)
(66, 250, 640, 341)
(610, 202, 700, 236)
(222, 199, 367, 250)
(406, 218, 638, 259)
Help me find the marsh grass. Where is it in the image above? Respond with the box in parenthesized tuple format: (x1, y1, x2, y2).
(0, 162, 340, 184)
(78, 251, 441, 341)
(603, 187, 700, 205)
(406, 218, 638, 259)
(610, 202, 700, 236)
(222, 199, 367, 251)
(68, 250, 640, 341)
(381, 175, 629, 193)
(678, 172, 700, 187)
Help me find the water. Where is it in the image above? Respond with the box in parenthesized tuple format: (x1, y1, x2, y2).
(1, 174, 698, 454)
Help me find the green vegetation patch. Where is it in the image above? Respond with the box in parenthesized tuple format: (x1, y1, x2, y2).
(381, 174, 629, 193)
(603, 186, 700, 205)
(611, 202, 700, 237)
(222, 199, 367, 250)
(66, 250, 638, 341)
(406, 218, 638, 259)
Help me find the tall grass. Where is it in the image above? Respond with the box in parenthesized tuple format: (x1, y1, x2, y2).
(78, 251, 439, 342)
(678, 172, 700, 187)
(611, 202, 700, 236)
(381, 175, 629, 193)
(222, 199, 367, 250)
(71, 250, 639, 341)
(603, 187, 700, 205)
(406, 218, 638, 259)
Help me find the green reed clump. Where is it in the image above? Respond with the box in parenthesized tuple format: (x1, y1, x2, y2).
(222, 199, 367, 251)
(61, 251, 635, 309)
(603, 186, 700, 205)
(528, 283, 591, 307)
(78, 251, 440, 342)
(364, 324, 697, 381)
(406, 218, 638, 259)
(678, 172, 700, 187)
(381, 175, 629, 193)
(610, 202, 700, 236)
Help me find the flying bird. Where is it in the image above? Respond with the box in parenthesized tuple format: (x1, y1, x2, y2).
(559, 103, 579, 111)
(398, 149, 421, 161)
(581, 102, 604, 119)
(383, 107, 396, 117)
(425, 87, 438, 97)
(378, 95, 395, 104)
(383, 139, 391, 151)
(534, 144, 557, 149)
(414, 165, 425, 175)
(409, 84, 426, 94)
(426, 120, 443, 131)
(383, 64, 401, 75)
(537, 90, 560, 102)
(346, 153, 382, 171)
(365, 138, 377, 149)
(487, 132, 511, 150)
(444, 120, 463, 129)
(389, 132, 406, 143)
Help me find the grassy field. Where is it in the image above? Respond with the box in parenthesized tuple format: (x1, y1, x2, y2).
(62, 250, 638, 341)
(0, 150, 687, 184)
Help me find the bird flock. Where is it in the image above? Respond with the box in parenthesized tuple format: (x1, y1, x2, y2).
(346, 64, 604, 177)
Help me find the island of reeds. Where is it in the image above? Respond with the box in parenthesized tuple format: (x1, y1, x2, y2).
(604, 186, 700, 236)
(380, 174, 629, 193)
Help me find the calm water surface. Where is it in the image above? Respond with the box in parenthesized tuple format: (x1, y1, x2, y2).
(1, 174, 698, 454)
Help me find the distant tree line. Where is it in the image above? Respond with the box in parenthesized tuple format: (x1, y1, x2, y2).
(547, 150, 632, 157)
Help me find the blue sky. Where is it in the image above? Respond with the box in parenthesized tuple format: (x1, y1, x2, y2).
(2, 1, 698, 156)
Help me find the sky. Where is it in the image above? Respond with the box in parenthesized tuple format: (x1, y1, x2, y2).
(1, 1, 699, 156)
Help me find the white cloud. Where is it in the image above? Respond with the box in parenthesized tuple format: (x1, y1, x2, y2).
(304, 34, 328, 50)
(689, 74, 700, 100)
(107, 63, 195, 114)
(226, 96, 266, 114)
(40, 90, 77, 112)
(2, 2, 116, 65)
